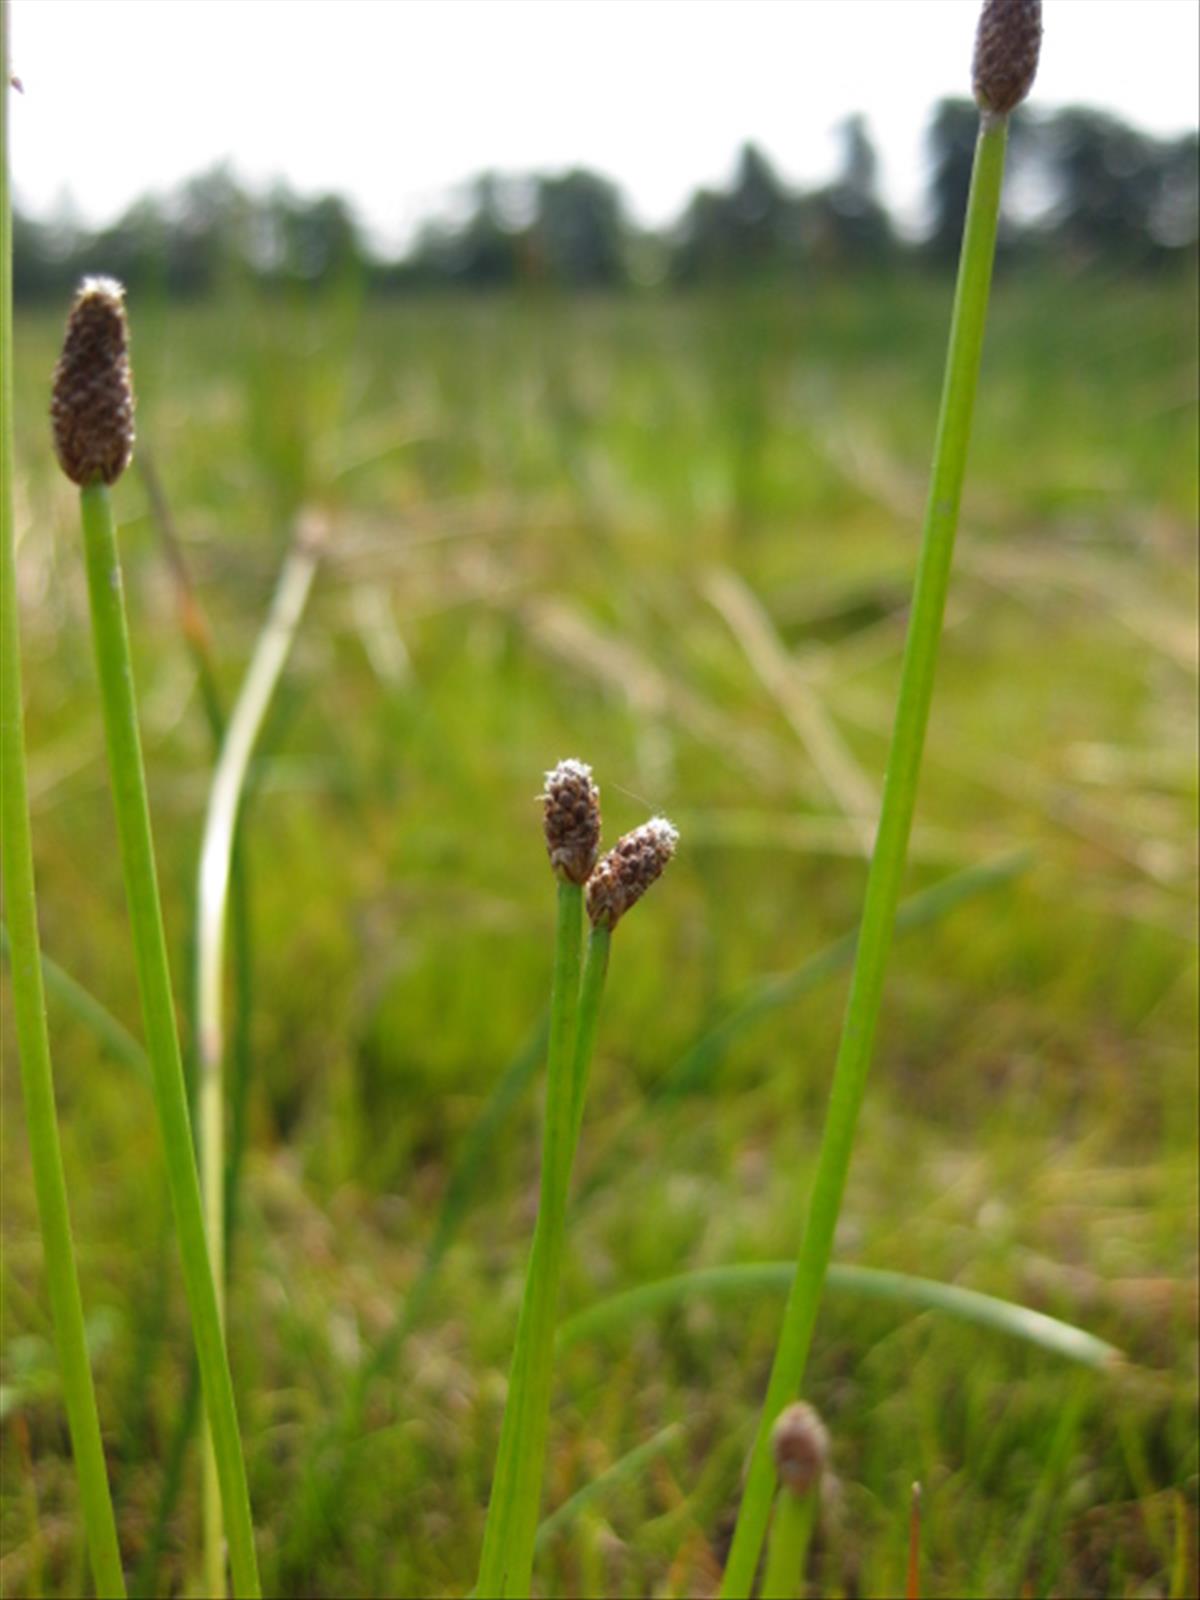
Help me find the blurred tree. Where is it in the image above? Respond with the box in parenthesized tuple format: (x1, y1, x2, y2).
(163, 165, 253, 295)
(448, 173, 525, 286)
(257, 187, 364, 281)
(926, 99, 980, 265)
(1037, 108, 1199, 265)
(805, 115, 894, 269)
(89, 197, 170, 296)
(529, 168, 626, 287)
(10, 103, 1194, 302)
(672, 142, 801, 282)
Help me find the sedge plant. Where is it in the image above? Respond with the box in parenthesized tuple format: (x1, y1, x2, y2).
(477, 762, 678, 1597)
(0, 13, 126, 1594)
(50, 279, 261, 1599)
(719, 3, 1045, 1593)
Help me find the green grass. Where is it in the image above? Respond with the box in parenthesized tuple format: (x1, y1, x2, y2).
(2, 269, 1197, 1597)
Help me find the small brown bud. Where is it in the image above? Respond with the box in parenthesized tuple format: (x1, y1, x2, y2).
(973, 0, 1042, 118)
(772, 1403, 830, 1499)
(585, 816, 678, 930)
(51, 277, 135, 487)
(542, 759, 602, 886)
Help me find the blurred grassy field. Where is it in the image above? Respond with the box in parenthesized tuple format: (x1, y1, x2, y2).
(3, 268, 1198, 1598)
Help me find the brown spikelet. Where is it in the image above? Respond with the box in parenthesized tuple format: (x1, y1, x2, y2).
(585, 816, 678, 930)
(51, 277, 135, 487)
(973, 0, 1042, 117)
(542, 759, 602, 886)
(771, 1403, 830, 1499)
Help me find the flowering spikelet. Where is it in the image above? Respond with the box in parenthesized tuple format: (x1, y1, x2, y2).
(586, 816, 678, 930)
(51, 278, 135, 487)
(771, 1402, 830, 1499)
(972, 0, 1042, 117)
(542, 759, 602, 886)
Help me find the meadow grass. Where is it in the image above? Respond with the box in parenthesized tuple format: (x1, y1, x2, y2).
(2, 267, 1197, 1596)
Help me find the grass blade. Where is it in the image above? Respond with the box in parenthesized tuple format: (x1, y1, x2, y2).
(0, 924, 149, 1080)
(533, 1422, 682, 1555)
(557, 1261, 1121, 1370)
(656, 851, 1030, 1104)
(196, 525, 320, 1595)
(476, 883, 588, 1596)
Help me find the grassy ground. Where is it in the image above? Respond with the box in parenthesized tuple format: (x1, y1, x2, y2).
(2, 268, 1197, 1597)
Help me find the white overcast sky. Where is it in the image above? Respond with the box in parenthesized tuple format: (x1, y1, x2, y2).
(9, 0, 1199, 249)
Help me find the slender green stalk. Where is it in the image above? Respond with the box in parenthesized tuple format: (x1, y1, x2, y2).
(760, 1490, 816, 1600)
(0, 15, 126, 1592)
(568, 925, 611, 1153)
(532, 1422, 681, 1555)
(129, 464, 262, 1600)
(197, 531, 318, 1596)
(78, 482, 260, 1599)
(719, 115, 1021, 1598)
(0, 923, 149, 1079)
(476, 885, 593, 1597)
(556, 1261, 1121, 1369)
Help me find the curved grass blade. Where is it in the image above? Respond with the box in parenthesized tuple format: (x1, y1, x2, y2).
(557, 1261, 1121, 1370)
(657, 851, 1030, 1104)
(195, 524, 320, 1594)
(533, 1422, 682, 1556)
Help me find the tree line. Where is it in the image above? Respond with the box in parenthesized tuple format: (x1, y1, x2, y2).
(14, 101, 1197, 301)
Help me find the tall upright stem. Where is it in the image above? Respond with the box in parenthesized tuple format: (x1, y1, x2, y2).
(79, 483, 261, 1599)
(720, 115, 1011, 1598)
(477, 881, 587, 1596)
(0, 11, 126, 1593)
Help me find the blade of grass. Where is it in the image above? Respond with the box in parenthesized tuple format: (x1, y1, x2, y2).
(719, 111, 1017, 1599)
(656, 851, 1030, 1104)
(532, 1422, 682, 1555)
(1, 17, 126, 1591)
(556, 1261, 1122, 1370)
(0, 924, 149, 1081)
(196, 526, 319, 1596)
(78, 481, 260, 1599)
(476, 884, 589, 1596)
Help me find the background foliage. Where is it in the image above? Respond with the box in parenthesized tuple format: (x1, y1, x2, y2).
(12, 101, 1199, 300)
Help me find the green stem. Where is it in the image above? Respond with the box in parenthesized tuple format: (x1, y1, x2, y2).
(760, 1489, 816, 1600)
(569, 924, 611, 1156)
(719, 114, 1011, 1599)
(476, 886, 595, 1597)
(1, 18, 126, 1594)
(197, 533, 317, 1597)
(78, 483, 260, 1599)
